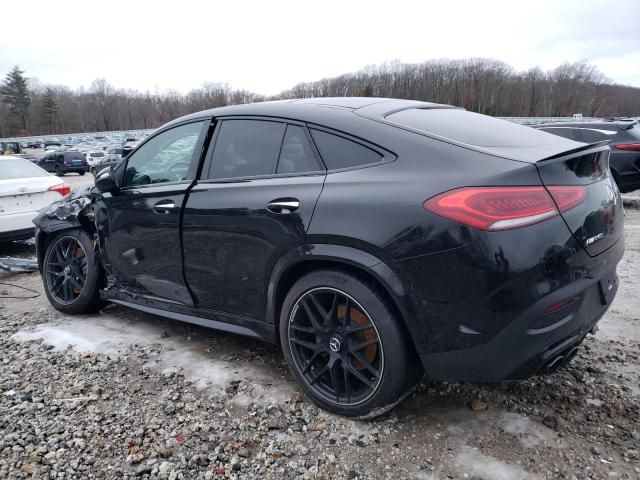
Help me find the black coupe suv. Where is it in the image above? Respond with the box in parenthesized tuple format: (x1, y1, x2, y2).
(34, 98, 623, 417)
(533, 118, 640, 193)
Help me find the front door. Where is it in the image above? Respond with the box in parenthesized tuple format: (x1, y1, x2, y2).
(182, 119, 326, 320)
(99, 119, 209, 305)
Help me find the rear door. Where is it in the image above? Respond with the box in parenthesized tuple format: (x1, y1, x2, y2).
(40, 152, 54, 172)
(182, 119, 325, 320)
(98, 119, 209, 304)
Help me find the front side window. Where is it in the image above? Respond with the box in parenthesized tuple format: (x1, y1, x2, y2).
(124, 121, 204, 186)
(209, 120, 285, 179)
(310, 129, 382, 170)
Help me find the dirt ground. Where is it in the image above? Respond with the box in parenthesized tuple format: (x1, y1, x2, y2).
(0, 209, 638, 479)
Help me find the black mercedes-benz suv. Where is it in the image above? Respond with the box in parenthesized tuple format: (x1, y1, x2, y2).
(33, 98, 624, 417)
(533, 119, 640, 193)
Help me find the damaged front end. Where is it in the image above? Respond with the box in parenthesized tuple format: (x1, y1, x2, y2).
(32, 186, 100, 273)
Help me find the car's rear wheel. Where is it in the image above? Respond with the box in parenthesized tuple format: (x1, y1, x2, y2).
(280, 269, 421, 418)
(55, 165, 63, 176)
(79, 170, 85, 176)
(42, 230, 104, 314)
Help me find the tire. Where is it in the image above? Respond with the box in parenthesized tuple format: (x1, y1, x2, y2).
(55, 165, 64, 176)
(42, 229, 104, 314)
(90, 168, 95, 176)
(79, 170, 85, 176)
(279, 269, 421, 418)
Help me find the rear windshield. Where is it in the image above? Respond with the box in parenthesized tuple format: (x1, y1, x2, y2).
(386, 108, 560, 147)
(0, 158, 49, 179)
(66, 152, 85, 160)
(90, 152, 105, 157)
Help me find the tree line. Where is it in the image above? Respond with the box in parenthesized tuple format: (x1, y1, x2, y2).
(1, 58, 638, 138)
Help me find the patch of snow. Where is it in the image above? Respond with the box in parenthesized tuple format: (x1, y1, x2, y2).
(11, 313, 294, 404)
(445, 408, 560, 449)
(586, 398, 604, 407)
(498, 412, 558, 448)
(414, 472, 440, 480)
(453, 446, 537, 480)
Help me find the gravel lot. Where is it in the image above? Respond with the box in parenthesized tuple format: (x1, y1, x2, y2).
(0, 206, 638, 479)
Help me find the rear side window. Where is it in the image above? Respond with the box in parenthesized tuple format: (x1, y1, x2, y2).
(276, 125, 320, 174)
(310, 129, 382, 170)
(210, 120, 285, 179)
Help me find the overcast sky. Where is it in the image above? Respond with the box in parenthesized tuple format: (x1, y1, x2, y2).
(1, 0, 638, 95)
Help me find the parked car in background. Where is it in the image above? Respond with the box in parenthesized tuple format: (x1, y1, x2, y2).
(33, 98, 623, 417)
(85, 150, 105, 166)
(38, 150, 89, 176)
(105, 145, 123, 162)
(1, 141, 22, 155)
(43, 140, 62, 149)
(534, 119, 640, 192)
(89, 155, 120, 176)
(14, 153, 41, 163)
(0, 156, 70, 241)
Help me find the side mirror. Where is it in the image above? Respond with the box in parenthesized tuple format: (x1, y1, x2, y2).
(95, 167, 119, 193)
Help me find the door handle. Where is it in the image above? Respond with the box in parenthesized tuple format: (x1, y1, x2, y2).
(153, 200, 176, 214)
(267, 199, 300, 214)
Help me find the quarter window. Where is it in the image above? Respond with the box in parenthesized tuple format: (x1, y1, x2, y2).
(277, 125, 320, 174)
(124, 121, 204, 186)
(210, 120, 285, 179)
(310, 129, 382, 170)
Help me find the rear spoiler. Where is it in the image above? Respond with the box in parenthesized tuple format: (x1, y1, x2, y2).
(540, 140, 610, 162)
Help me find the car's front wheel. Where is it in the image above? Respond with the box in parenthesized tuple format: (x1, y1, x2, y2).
(42, 230, 104, 314)
(280, 269, 421, 418)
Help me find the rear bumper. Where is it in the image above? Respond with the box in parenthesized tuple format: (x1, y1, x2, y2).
(0, 211, 38, 240)
(0, 227, 35, 242)
(64, 166, 89, 173)
(419, 269, 617, 381)
(386, 214, 625, 382)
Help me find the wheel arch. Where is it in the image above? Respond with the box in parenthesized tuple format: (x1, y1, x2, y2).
(267, 244, 418, 353)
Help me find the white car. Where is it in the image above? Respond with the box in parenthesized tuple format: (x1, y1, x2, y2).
(0, 156, 70, 241)
(85, 150, 106, 166)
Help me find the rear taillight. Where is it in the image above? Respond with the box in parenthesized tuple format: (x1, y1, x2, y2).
(614, 144, 640, 152)
(546, 186, 586, 212)
(48, 183, 71, 197)
(424, 186, 586, 231)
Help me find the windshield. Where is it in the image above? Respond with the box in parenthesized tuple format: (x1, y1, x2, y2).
(0, 158, 49, 179)
(386, 108, 561, 147)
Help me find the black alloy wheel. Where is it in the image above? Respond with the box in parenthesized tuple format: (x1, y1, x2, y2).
(288, 287, 384, 405)
(45, 236, 88, 305)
